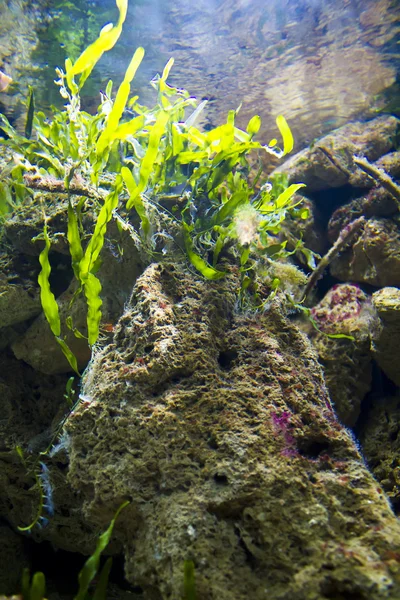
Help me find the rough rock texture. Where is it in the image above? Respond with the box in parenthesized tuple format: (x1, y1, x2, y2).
(272, 115, 400, 192)
(330, 217, 400, 287)
(0, 252, 41, 328)
(49, 263, 400, 599)
(308, 284, 377, 426)
(371, 287, 400, 386)
(0, 193, 144, 374)
(358, 396, 400, 515)
(0, 0, 49, 126)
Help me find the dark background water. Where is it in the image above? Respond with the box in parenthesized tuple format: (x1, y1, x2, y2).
(2, 0, 400, 150)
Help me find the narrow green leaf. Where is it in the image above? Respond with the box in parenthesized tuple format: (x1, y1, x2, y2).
(74, 500, 129, 600)
(67, 200, 84, 279)
(183, 560, 196, 600)
(30, 572, 46, 600)
(126, 110, 169, 211)
(92, 557, 113, 600)
(67, 0, 128, 90)
(121, 166, 150, 235)
(84, 272, 102, 347)
(21, 568, 30, 600)
(56, 337, 80, 375)
(79, 178, 122, 278)
(183, 225, 225, 280)
(25, 86, 35, 140)
(38, 225, 61, 337)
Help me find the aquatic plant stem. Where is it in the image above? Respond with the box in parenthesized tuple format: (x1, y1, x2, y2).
(353, 155, 400, 205)
(23, 172, 105, 200)
(302, 216, 366, 302)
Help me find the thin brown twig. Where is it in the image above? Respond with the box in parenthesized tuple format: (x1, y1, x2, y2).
(302, 216, 366, 302)
(353, 155, 400, 205)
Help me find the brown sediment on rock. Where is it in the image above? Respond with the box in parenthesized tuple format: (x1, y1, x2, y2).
(59, 263, 400, 599)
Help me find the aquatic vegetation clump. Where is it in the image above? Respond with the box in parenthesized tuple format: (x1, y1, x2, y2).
(0, 0, 307, 365)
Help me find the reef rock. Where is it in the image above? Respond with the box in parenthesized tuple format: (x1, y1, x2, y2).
(308, 284, 376, 426)
(371, 287, 400, 386)
(272, 115, 399, 192)
(358, 395, 400, 514)
(58, 264, 400, 599)
(330, 217, 400, 287)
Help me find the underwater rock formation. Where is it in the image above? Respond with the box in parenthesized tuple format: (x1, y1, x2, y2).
(371, 287, 400, 387)
(54, 263, 400, 599)
(330, 217, 400, 287)
(308, 284, 376, 427)
(359, 395, 400, 515)
(0, 193, 144, 374)
(273, 115, 399, 192)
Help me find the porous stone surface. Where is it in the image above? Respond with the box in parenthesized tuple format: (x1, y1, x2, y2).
(0, 253, 41, 328)
(358, 396, 400, 515)
(330, 217, 400, 287)
(309, 284, 377, 426)
(371, 287, 400, 387)
(56, 264, 400, 599)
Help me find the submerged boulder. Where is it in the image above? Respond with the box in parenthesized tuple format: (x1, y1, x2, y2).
(58, 263, 400, 599)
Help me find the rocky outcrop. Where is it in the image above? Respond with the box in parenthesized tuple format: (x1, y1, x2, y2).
(371, 287, 400, 387)
(42, 263, 400, 599)
(308, 283, 377, 427)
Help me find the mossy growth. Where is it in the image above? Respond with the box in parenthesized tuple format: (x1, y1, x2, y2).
(0, 0, 312, 366)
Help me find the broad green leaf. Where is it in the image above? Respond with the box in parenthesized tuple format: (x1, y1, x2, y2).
(246, 115, 261, 137)
(96, 47, 145, 155)
(177, 150, 208, 164)
(107, 114, 145, 144)
(274, 183, 305, 209)
(0, 182, 12, 214)
(30, 571, 46, 600)
(276, 115, 294, 155)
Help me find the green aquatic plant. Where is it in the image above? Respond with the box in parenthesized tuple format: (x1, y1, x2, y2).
(17, 501, 129, 600)
(0, 0, 307, 364)
(21, 569, 46, 600)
